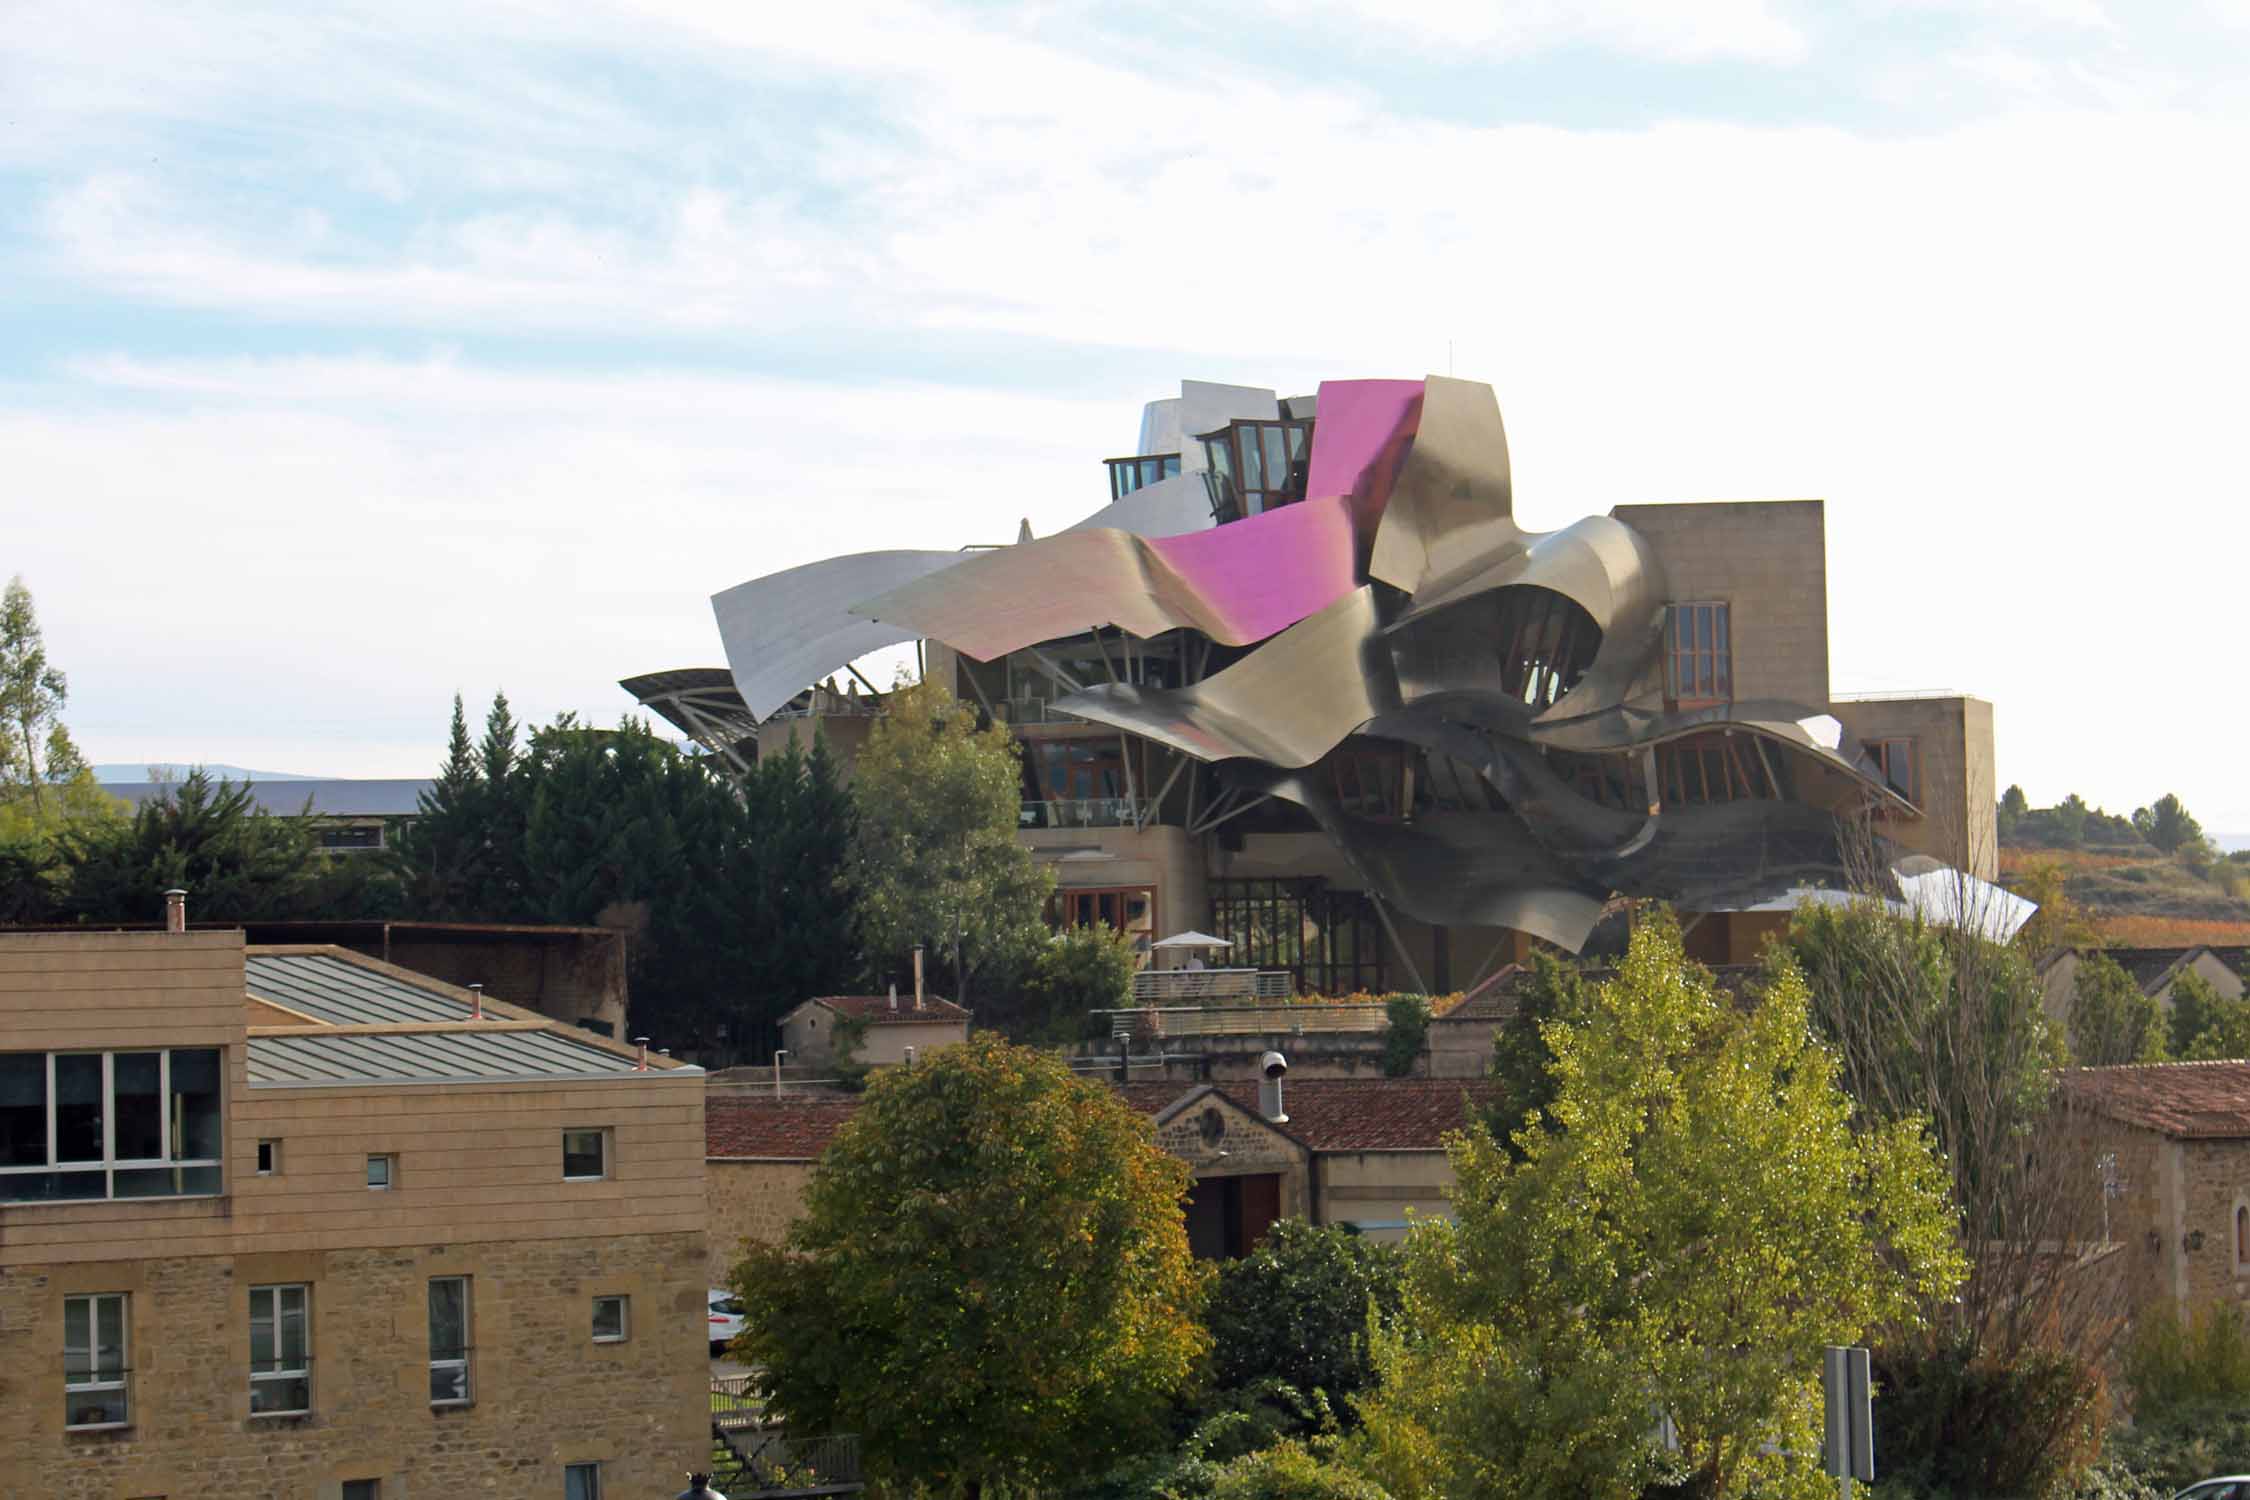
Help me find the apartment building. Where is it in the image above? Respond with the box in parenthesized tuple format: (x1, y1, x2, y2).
(0, 919, 707, 1500)
(642, 375, 2004, 994)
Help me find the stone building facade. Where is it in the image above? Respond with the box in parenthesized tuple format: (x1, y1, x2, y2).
(0, 928, 708, 1500)
(2051, 1062, 2250, 1324)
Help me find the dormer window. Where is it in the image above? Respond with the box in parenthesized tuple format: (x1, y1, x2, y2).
(1104, 454, 1181, 501)
(1199, 419, 1313, 523)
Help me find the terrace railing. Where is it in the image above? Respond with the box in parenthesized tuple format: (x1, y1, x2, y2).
(1099, 1002, 1390, 1040)
(1019, 797, 1140, 829)
(1130, 968, 1293, 1003)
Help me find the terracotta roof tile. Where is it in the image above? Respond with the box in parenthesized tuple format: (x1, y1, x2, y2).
(706, 1095, 865, 1158)
(802, 994, 971, 1026)
(2056, 1061, 2250, 1139)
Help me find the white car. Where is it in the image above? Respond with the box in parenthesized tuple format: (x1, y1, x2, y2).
(707, 1288, 746, 1356)
(2175, 1480, 2250, 1500)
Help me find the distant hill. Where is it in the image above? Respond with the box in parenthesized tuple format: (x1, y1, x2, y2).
(89, 763, 319, 783)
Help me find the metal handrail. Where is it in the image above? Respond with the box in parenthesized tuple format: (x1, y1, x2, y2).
(1131, 968, 1293, 1002)
(1098, 1002, 1391, 1039)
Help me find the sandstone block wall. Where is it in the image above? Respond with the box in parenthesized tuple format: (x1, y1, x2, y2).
(0, 1231, 707, 1500)
(704, 1161, 816, 1287)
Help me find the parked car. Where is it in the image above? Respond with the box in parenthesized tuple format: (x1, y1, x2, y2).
(708, 1288, 747, 1356)
(2176, 1480, 2250, 1500)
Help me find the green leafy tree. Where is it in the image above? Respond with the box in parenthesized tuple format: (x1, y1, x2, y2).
(1206, 1442, 1394, 1500)
(2009, 858, 2099, 956)
(2133, 793, 2205, 856)
(848, 677, 1052, 1007)
(1998, 783, 2030, 840)
(2054, 793, 2091, 847)
(995, 921, 1136, 1041)
(0, 576, 91, 821)
(735, 1034, 1210, 1497)
(1481, 952, 1597, 1157)
(1354, 916, 1964, 1500)
(2168, 971, 2250, 1061)
(2072, 952, 2168, 1065)
(1204, 1221, 1404, 1425)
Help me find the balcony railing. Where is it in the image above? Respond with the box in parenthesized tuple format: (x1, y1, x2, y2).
(1098, 1002, 1390, 1040)
(1020, 798, 1140, 829)
(1130, 968, 1294, 1003)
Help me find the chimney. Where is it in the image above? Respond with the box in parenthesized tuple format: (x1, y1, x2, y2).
(163, 888, 187, 934)
(903, 1046, 917, 1067)
(634, 1036, 650, 1071)
(468, 983, 483, 1021)
(1258, 1051, 1289, 1123)
(888, 982, 898, 1013)
(913, 945, 925, 1011)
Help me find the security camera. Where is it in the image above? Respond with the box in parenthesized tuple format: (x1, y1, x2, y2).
(1260, 1051, 1288, 1080)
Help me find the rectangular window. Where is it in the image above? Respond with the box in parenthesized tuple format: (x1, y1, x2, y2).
(366, 1154, 393, 1190)
(1104, 453, 1182, 502)
(564, 1463, 603, 1500)
(0, 1049, 223, 1203)
(591, 1295, 629, 1343)
(249, 1284, 311, 1416)
(562, 1130, 607, 1181)
(1868, 737, 1919, 804)
(64, 1293, 129, 1429)
(1665, 602, 1733, 708)
(428, 1277, 471, 1406)
(343, 1483, 381, 1500)
(256, 1140, 277, 1175)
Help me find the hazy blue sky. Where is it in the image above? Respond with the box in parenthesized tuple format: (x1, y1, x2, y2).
(7, 1, 2249, 819)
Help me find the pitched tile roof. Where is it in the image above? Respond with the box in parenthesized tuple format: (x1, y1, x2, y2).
(799, 995, 971, 1026)
(704, 1076, 1503, 1160)
(2055, 1061, 2250, 1139)
(706, 1095, 867, 1158)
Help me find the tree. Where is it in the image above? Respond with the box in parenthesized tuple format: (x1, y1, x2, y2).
(57, 769, 333, 921)
(1998, 784, 2030, 840)
(0, 576, 88, 820)
(2071, 951, 2167, 1066)
(735, 1035, 1210, 1496)
(2008, 858, 2099, 956)
(1378, 995, 1429, 1078)
(2133, 793, 2205, 855)
(389, 694, 490, 916)
(1354, 916, 1964, 1500)
(847, 677, 1052, 1007)
(1204, 1221, 1404, 1425)
(2168, 971, 2250, 1061)
(1480, 952, 1596, 1157)
(1206, 1443, 1394, 1500)
(995, 921, 1136, 1041)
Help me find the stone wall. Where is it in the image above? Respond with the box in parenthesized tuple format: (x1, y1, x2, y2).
(0, 1231, 707, 1500)
(1609, 500, 1830, 710)
(704, 1161, 817, 1287)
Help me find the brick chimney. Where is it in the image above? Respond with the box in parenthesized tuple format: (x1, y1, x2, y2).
(163, 888, 187, 934)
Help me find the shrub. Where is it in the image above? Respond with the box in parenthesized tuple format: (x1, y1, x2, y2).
(1378, 994, 1429, 1077)
(1870, 1338, 2109, 1499)
(1204, 1221, 1405, 1423)
(1207, 1442, 1394, 1500)
(2123, 1298, 2250, 1415)
(2105, 1401, 2250, 1495)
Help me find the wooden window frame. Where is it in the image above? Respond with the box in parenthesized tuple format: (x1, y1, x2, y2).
(1665, 602, 1733, 709)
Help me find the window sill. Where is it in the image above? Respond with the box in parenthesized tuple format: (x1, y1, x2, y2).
(249, 1410, 311, 1421)
(431, 1400, 475, 1411)
(65, 1421, 131, 1434)
(592, 1335, 628, 1345)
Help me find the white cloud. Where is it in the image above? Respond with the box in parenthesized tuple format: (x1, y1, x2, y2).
(1273, 0, 1809, 62)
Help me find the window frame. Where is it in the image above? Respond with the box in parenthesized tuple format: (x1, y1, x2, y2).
(428, 1276, 472, 1408)
(1867, 736, 1919, 804)
(0, 1047, 224, 1204)
(562, 1129, 609, 1182)
(256, 1139, 278, 1175)
(591, 1295, 629, 1344)
(564, 1461, 603, 1500)
(366, 1154, 394, 1191)
(63, 1291, 130, 1431)
(343, 1482, 382, 1500)
(1664, 602, 1733, 709)
(248, 1283, 312, 1417)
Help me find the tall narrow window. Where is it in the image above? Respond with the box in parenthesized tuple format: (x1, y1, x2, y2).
(249, 1284, 311, 1416)
(1867, 737, 1919, 804)
(1665, 603, 1732, 708)
(64, 1293, 129, 1429)
(428, 1277, 471, 1406)
(564, 1462, 603, 1500)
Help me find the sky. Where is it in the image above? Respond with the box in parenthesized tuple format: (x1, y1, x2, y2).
(6, 1, 2249, 820)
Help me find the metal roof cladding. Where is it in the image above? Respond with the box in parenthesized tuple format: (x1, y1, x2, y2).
(248, 1027, 643, 1086)
(246, 951, 470, 1024)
